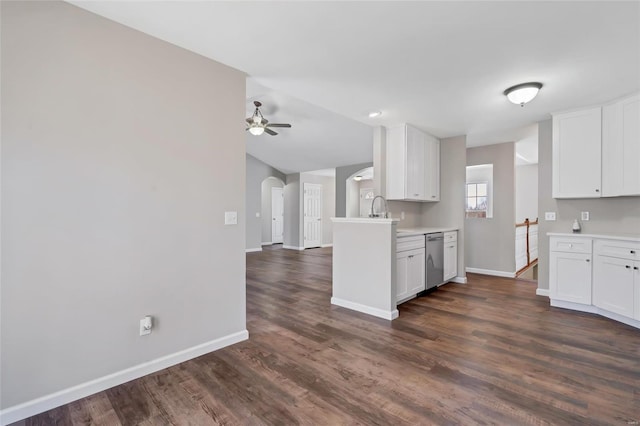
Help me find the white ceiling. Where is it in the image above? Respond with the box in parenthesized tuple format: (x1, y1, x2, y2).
(70, 1, 640, 174)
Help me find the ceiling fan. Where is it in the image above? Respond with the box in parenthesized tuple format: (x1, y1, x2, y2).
(246, 101, 291, 136)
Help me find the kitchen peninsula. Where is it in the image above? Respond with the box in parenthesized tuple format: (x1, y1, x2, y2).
(331, 217, 459, 320)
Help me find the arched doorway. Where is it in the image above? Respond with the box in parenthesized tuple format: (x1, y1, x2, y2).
(345, 167, 374, 218)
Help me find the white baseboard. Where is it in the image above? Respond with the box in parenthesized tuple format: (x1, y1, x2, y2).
(282, 245, 304, 251)
(536, 288, 550, 297)
(550, 299, 640, 330)
(465, 267, 516, 278)
(0, 330, 249, 426)
(245, 248, 262, 253)
(261, 241, 272, 246)
(331, 297, 399, 321)
(451, 276, 467, 284)
(321, 243, 333, 248)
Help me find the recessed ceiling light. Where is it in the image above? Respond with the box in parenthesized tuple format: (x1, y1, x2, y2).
(504, 82, 543, 107)
(368, 111, 382, 118)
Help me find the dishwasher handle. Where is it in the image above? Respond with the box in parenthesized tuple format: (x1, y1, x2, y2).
(427, 236, 444, 241)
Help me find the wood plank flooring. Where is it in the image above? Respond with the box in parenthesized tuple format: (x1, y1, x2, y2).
(16, 245, 640, 425)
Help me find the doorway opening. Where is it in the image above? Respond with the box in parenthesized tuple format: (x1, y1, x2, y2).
(345, 167, 374, 218)
(261, 177, 285, 246)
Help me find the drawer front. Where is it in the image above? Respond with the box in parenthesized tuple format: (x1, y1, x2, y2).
(397, 235, 425, 252)
(594, 239, 640, 261)
(444, 231, 457, 243)
(550, 236, 592, 254)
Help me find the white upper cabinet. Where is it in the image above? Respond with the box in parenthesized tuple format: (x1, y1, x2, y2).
(552, 107, 602, 198)
(386, 124, 440, 202)
(602, 93, 640, 196)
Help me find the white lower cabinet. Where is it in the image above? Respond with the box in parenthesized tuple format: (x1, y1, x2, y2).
(549, 237, 592, 305)
(396, 247, 425, 303)
(593, 256, 636, 318)
(548, 234, 640, 329)
(549, 251, 592, 305)
(593, 239, 640, 321)
(443, 231, 457, 282)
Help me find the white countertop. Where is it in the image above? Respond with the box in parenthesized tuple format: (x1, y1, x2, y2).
(331, 217, 400, 224)
(547, 232, 640, 242)
(397, 227, 458, 236)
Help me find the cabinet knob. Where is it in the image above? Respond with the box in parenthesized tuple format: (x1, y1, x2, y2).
(625, 265, 631, 269)
(569, 244, 573, 248)
(631, 250, 636, 254)
(414, 193, 419, 196)
(634, 266, 639, 270)
(408, 255, 414, 259)
(595, 189, 600, 192)
(586, 259, 590, 262)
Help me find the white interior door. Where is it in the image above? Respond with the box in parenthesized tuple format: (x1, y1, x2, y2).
(271, 187, 284, 244)
(304, 183, 322, 248)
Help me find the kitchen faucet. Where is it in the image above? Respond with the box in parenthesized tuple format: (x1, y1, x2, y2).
(369, 195, 390, 218)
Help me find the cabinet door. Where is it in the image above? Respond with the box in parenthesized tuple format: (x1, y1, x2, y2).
(425, 136, 440, 202)
(549, 251, 592, 304)
(405, 125, 425, 200)
(407, 248, 426, 295)
(552, 108, 602, 198)
(603, 94, 640, 196)
(443, 242, 457, 281)
(621, 96, 640, 195)
(396, 252, 409, 302)
(635, 262, 640, 321)
(593, 255, 635, 318)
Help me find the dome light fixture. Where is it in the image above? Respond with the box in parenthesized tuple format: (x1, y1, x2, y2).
(368, 111, 382, 118)
(248, 124, 264, 136)
(353, 175, 363, 181)
(504, 82, 543, 107)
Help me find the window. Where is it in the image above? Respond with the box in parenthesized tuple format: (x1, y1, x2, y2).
(466, 182, 488, 218)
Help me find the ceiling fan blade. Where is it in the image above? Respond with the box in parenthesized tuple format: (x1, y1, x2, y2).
(245, 118, 253, 124)
(264, 128, 278, 136)
(266, 123, 291, 128)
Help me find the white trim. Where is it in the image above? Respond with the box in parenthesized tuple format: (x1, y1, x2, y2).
(465, 267, 516, 278)
(0, 330, 249, 426)
(451, 276, 467, 284)
(321, 243, 333, 248)
(245, 248, 262, 253)
(536, 288, 550, 297)
(550, 299, 640, 330)
(331, 297, 399, 321)
(282, 245, 305, 251)
(261, 241, 272, 246)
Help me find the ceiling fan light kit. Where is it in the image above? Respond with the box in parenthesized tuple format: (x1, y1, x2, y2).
(246, 101, 292, 136)
(504, 82, 543, 106)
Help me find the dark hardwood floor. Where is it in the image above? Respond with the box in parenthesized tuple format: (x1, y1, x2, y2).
(18, 245, 640, 425)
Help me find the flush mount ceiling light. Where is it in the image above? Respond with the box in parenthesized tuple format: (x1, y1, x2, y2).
(353, 175, 363, 181)
(504, 82, 543, 107)
(368, 111, 382, 118)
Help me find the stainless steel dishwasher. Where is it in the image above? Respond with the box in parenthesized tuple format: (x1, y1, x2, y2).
(426, 233, 444, 290)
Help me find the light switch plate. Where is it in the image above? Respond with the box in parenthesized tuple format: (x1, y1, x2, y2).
(581, 211, 590, 221)
(545, 212, 556, 221)
(225, 211, 238, 225)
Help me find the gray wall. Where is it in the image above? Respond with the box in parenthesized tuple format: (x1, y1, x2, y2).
(421, 135, 467, 279)
(1, 1, 246, 410)
(537, 119, 640, 291)
(465, 142, 516, 274)
(284, 173, 301, 248)
(300, 174, 336, 246)
(335, 162, 373, 217)
(245, 154, 285, 249)
(261, 177, 285, 244)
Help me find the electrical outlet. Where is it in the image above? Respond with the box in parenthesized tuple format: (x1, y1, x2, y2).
(140, 316, 152, 336)
(545, 212, 556, 221)
(224, 211, 238, 225)
(255, 212, 260, 218)
(581, 211, 590, 221)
